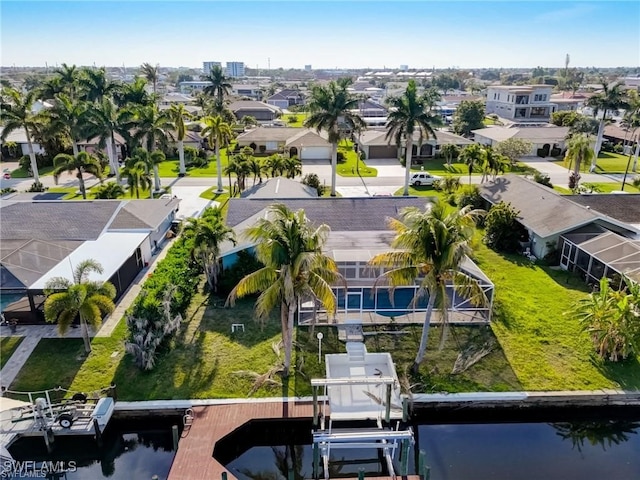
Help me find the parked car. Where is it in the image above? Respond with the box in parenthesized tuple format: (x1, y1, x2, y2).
(410, 172, 440, 186)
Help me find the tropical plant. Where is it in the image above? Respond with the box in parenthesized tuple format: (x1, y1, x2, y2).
(369, 200, 486, 372)
(202, 65, 232, 103)
(494, 138, 533, 163)
(122, 152, 152, 198)
(78, 66, 120, 103)
(569, 276, 640, 362)
(484, 201, 527, 253)
(202, 115, 233, 193)
(440, 143, 460, 167)
(43, 259, 116, 353)
(224, 151, 252, 193)
(265, 153, 286, 177)
(301, 172, 325, 196)
(459, 144, 485, 184)
(132, 105, 173, 159)
(247, 157, 265, 185)
(114, 77, 153, 108)
(52, 152, 103, 199)
(241, 115, 258, 128)
(127, 148, 165, 193)
(385, 80, 442, 195)
(304, 78, 366, 196)
(227, 204, 341, 375)
(587, 80, 630, 162)
(437, 175, 461, 194)
(167, 104, 192, 176)
(455, 185, 484, 210)
(283, 156, 302, 179)
(564, 134, 595, 184)
(51, 63, 80, 98)
(481, 148, 510, 182)
(47, 93, 86, 156)
(182, 207, 236, 291)
(140, 62, 159, 95)
(93, 182, 125, 199)
(0, 87, 43, 182)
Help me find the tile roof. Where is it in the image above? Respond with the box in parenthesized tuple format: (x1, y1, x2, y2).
(226, 197, 430, 230)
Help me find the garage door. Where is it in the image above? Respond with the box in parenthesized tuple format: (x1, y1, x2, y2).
(301, 146, 331, 160)
(368, 145, 398, 159)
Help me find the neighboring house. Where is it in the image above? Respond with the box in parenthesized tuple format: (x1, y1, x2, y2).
(266, 89, 305, 109)
(159, 93, 195, 106)
(77, 132, 127, 161)
(472, 125, 570, 156)
(0, 127, 46, 157)
(178, 81, 212, 94)
(231, 84, 263, 100)
(358, 129, 472, 160)
(236, 127, 331, 160)
(479, 175, 638, 262)
(221, 197, 494, 324)
(0, 196, 180, 323)
(486, 85, 556, 122)
(602, 122, 637, 146)
(549, 93, 585, 112)
(240, 177, 318, 199)
(229, 101, 282, 122)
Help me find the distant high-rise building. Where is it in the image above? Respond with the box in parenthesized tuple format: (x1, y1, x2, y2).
(203, 61, 222, 74)
(225, 62, 245, 78)
(400, 65, 409, 71)
(304, 64, 312, 71)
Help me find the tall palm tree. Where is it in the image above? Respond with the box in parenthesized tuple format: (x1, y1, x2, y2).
(114, 77, 153, 108)
(78, 66, 120, 103)
(564, 134, 595, 184)
(283, 156, 302, 179)
(459, 143, 485, 185)
(122, 153, 152, 199)
(481, 147, 509, 183)
(224, 153, 251, 193)
(182, 207, 236, 292)
(52, 152, 103, 199)
(369, 200, 486, 372)
(48, 93, 86, 155)
(385, 80, 441, 195)
(168, 104, 192, 176)
(247, 157, 265, 185)
(202, 115, 233, 193)
(227, 204, 341, 375)
(266, 153, 286, 178)
(587, 80, 630, 164)
(82, 98, 131, 183)
(305, 78, 366, 196)
(202, 65, 232, 103)
(52, 63, 80, 99)
(44, 259, 116, 353)
(127, 147, 165, 193)
(0, 87, 42, 182)
(133, 104, 173, 154)
(140, 63, 159, 95)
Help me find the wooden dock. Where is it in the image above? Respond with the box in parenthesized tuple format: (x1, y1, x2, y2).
(168, 400, 313, 479)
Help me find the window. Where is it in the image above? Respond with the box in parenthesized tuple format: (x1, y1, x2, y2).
(534, 94, 547, 102)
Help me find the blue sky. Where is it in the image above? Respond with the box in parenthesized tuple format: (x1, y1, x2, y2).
(1, 1, 638, 69)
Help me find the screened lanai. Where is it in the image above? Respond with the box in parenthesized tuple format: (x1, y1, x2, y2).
(560, 227, 640, 287)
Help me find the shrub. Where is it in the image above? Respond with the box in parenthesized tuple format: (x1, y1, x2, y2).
(484, 201, 528, 252)
(183, 146, 199, 164)
(27, 181, 46, 192)
(568, 172, 581, 190)
(301, 172, 326, 196)
(0, 187, 17, 196)
(613, 143, 624, 154)
(218, 250, 264, 296)
(455, 185, 484, 210)
(532, 171, 553, 188)
(536, 148, 547, 158)
(436, 176, 461, 194)
(337, 151, 345, 163)
(287, 115, 299, 124)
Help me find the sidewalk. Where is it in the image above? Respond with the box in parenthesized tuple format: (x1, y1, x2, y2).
(0, 237, 177, 389)
(518, 156, 620, 189)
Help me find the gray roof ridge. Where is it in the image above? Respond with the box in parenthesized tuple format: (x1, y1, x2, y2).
(103, 200, 128, 233)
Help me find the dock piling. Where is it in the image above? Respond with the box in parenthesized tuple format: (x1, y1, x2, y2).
(172, 425, 179, 451)
(93, 418, 103, 447)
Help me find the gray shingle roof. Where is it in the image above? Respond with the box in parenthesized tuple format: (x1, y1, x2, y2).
(229, 101, 281, 113)
(0, 201, 122, 241)
(226, 197, 430, 230)
(237, 127, 301, 143)
(566, 194, 640, 225)
(109, 199, 180, 230)
(471, 125, 570, 143)
(479, 175, 599, 238)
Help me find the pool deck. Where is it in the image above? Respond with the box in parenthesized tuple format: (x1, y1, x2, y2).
(168, 399, 314, 480)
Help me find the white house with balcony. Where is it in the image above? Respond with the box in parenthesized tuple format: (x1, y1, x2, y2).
(486, 85, 556, 122)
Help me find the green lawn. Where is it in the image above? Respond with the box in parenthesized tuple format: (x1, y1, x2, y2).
(282, 112, 308, 128)
(337, 140, 377, 177)
(552, 152, 637, 175)
(10, 165, 55, 179)
(474, 243, 640, 391)
(157, 143, 237, 178)
(409, 158, 533, 178)
(1, 336, 24, 369)
(48, 184, 170, 200)
(393, 185, 447, 200)
(578, 182, 640, 193)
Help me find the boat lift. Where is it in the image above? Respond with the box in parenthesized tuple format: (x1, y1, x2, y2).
(310, 342, 414, 479)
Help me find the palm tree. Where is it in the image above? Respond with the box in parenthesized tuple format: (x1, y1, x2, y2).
(44, 259, 116, 353)
(587, 80, 630, 164)
(0, 87, 42, 182)
(202, 65, 232, 103)
(385, 80, 441, 195)
(459, 144, 485, 184)
(182, 207, 236, 291)
(440, 143, 460, 167)
(283, 156, 302, 179)
(48, 93, 86, 155)
(132, 105, 173, 153)
(52, 63, 80, 98)
(224, 153, 251, 193)
(52, 152, 103, 199)
(82, 98, 131, 183)
(140, 63, 159, 95)
(369, 200, 486, 372)
(93, 182, 125, 199)
(78, 66, 120, 103)
(481, 147, 510, 183)
(126, 147, 165, 193)
(564, 134, 595, 185)
(114, 77, 153, 108)
(227, 204, 341, 375)
(202, 115, 233, 193)
(122, 154, 152, 199)
(168, 104, 191, 176)
(305, 78, 366, 196)
(247, 157, 265, 185)
(265, 153, 286, 178)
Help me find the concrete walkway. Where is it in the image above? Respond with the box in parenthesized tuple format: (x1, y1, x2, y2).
(0, 236, 177, 389)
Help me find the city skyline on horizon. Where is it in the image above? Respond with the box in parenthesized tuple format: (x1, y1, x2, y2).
(1, 1, 639, 70)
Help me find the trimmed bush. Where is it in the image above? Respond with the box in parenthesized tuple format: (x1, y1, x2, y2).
(484, 201, 528, 253)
